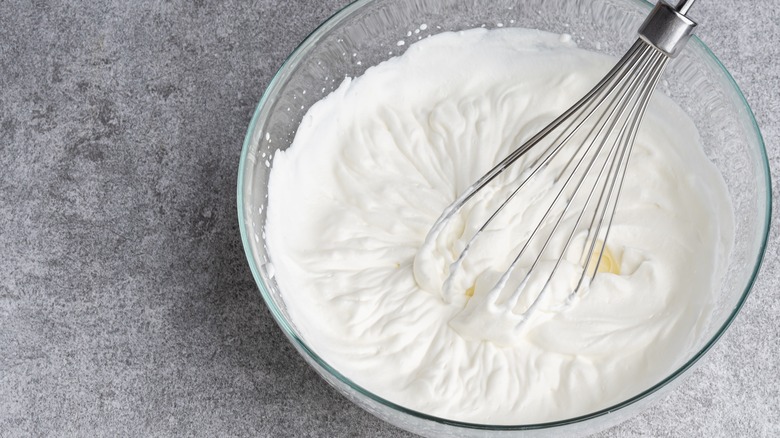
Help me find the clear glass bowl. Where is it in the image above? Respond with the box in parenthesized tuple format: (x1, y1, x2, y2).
(237, 0, 771, 436)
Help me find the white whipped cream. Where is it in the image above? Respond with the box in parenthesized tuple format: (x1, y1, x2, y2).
(265, 28, 733, 424)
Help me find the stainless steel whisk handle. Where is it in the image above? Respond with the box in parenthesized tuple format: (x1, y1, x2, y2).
(638, 0, 697, 57)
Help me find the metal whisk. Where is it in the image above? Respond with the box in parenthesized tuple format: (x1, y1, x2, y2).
(416, 1, 698, 323)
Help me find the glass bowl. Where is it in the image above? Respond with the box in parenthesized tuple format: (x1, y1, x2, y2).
(237, 0, 771, 436)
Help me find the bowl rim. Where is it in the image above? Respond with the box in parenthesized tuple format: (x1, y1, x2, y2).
(237, 0, 772, 430)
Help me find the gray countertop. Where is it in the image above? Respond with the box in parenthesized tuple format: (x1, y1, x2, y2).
(1, 0, 777, 436)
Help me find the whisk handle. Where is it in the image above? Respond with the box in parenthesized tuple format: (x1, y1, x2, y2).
(675, 0, 696, 15)
(638, 1, 697, 57)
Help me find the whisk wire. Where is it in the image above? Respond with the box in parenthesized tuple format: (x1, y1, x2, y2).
(442, 41, 651, 298)
(427, 41, 648, 243)
(494, 43, 667, 315)
(575, 52, 671, 294)
(416, 1, 697, 328)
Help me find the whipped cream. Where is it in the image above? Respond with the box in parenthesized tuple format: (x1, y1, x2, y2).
(265, 28, 733, 424)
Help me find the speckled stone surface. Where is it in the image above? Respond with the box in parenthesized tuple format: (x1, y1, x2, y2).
(0, 0, 777, 436)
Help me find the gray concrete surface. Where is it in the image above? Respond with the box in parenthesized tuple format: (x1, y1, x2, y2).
(0, 0, 777, 436)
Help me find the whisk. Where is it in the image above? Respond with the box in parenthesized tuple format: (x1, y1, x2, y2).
(415, 1, 698, 326)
